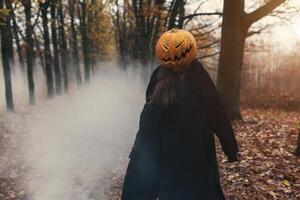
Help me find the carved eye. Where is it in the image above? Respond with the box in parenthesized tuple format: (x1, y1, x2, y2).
(175, 40, 184, 48)
(162, 43, 169, 51)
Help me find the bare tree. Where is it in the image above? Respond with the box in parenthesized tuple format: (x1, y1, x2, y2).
(69, 0, 81, 85)
(58, 0, 69, 91)
(217, 0, 287, 119)
(51, 0, 62, 94)
(167, 0, 185, 29)
(114, 0, 165, 66)
(40, 0, 54, 97)
(5, 0, 14, 62)
(1, 0, 14, 111)
(23, 0, 35, 105)
(79, 0, 91, 82)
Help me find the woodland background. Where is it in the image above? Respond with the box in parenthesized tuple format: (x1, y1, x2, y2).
(0, 0, 300, 199)
(1, 0, 300, 113)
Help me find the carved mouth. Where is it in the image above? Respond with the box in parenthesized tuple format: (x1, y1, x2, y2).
(162, 44, 192, 62)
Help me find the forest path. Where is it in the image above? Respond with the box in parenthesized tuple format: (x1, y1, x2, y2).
(0, 69, 146, 200)
(0, 104, 299, 200)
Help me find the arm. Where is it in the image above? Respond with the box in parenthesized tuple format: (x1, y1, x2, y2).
(122, 68, 161, 200)
(129, 67, 161, 158)
(196, 62, 239, 162)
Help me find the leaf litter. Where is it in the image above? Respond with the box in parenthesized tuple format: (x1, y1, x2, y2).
(0, 108, 299, 200)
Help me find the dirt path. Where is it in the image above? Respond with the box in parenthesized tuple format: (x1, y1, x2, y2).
(0, 110, 31, 200)
(0, 108, 299, 200)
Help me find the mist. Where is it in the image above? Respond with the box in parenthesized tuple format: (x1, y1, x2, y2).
(1, 64, 153, 200)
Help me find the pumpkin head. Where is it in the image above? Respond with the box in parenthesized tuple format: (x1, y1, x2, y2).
(155, 29, 197, 70)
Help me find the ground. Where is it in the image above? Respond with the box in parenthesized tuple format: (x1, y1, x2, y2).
(219, 108, 300, 200)
(0, 108, 299, 200)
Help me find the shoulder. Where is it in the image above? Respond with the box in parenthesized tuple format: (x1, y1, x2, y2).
(149, 66, 160, 82)
(191, 59, 212, 79)
(190, 59, 205, 73)
(146, 66, 160, 102)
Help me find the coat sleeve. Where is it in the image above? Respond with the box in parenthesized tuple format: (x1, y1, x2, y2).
(122, 67, 161, 200)
(129, 66, 161, 159)
(196, 62, 239, 161)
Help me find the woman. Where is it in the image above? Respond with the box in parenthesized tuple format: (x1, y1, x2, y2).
(121, 29, 239, 200)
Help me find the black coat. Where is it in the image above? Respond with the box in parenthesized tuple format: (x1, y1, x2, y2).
(121, 59, 239, 200)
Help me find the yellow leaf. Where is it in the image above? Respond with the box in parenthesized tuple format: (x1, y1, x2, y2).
(282, 179, 290, 187)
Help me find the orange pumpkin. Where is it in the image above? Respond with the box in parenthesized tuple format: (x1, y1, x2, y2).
(155, 29, 197, 70)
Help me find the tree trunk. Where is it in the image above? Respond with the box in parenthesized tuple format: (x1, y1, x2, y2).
(177, 0, 185, 29)
(12, 17, 25, 70)
(149, 1, 165, 64)
(51, 1, 62, 94)
(87, 0, 96, 75)
(1, 0, 14, 111)
(5, 0, 14, 62)
(217, 0, 286, 120)
(41, 0, 54, 97)
(217, 0, 247, 119)
(131, 0, 139, 61)
(167, 0, 184, 30)
(130, 0, 165, 66)
(69, 0, 81, 85)
(58, 0, 68, 91)
(79, 0, 90, 82)
(115, 0, 126, 68)
(33, 32, 45, 73)
(137, 1, 147, 65)
(23, 0, 35, 105)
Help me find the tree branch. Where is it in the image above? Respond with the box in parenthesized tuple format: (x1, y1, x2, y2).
(187, 16, 221, 30)
(246, 24, 271, 38)
(193, 25, 221, 38)
(198, 51, 220, 59)
(184, 12, 223, 20)
(197, 40, 220, 50)
(245, 0, 287, 26)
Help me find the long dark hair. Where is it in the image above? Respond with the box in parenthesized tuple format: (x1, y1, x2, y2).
(150, 67, 188, 107)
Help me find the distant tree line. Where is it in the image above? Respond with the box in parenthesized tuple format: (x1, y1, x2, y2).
(113, 0, 222, 68)
(0, 0, 293, 120)
(0, 0, 114, 110)
(1, 0, 299, 155)
(114, 0, 290, 120)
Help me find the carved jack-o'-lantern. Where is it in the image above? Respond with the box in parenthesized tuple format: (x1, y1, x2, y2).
(155, 29, 197, 70)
